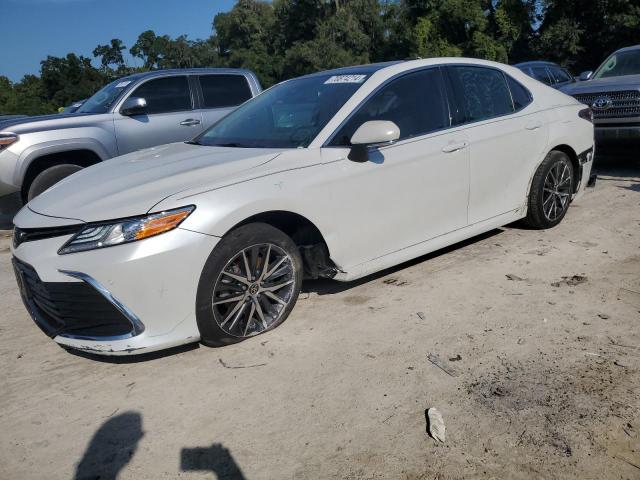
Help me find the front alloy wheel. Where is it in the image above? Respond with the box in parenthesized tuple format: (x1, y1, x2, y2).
(213, 243, 296, 337)
(196, 223, 303, 346)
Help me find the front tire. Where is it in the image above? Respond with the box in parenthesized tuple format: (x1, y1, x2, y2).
(196, 223, 303, 347)
(26, 163, 84, 202)
(524, 151, 574, 229)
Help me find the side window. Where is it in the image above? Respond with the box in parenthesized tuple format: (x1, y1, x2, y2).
(199, 75, 253, 108)
(506, 75, 533, 111)
(447, 66, 514, 123)
(330, 68, 449, 146)
(552, 67, 572, 83)
(129, 76, 192, 114)
(529, 67, 552, 85)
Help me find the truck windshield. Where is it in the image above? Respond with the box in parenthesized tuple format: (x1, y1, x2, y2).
(593, 49, 640, 79)
(77, 78, 132, 114)
(194, 73, 369, 148)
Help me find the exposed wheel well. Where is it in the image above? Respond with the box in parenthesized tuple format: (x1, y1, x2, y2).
(22, 150, 102, 199)
(234, 211, 338, 279)
(550, 145, 580, 193)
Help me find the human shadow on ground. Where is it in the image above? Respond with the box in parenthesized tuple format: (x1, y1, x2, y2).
(181, 443, 246, 479)
(74, 411, 144, 480)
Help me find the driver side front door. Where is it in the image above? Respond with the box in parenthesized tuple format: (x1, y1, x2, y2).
(114, 75, 204, 155)
(320, 67, 470, 272)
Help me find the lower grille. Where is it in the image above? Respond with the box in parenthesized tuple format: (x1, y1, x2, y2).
(12, 258, 134, 338)
(573, 90, 640, 119)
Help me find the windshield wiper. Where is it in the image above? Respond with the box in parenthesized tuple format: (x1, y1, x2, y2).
(184, 140, 201, 146)
(213, 142, 247, 147)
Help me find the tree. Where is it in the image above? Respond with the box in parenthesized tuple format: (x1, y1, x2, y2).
(536, 0, 640, 71)
(93, 39, 127, 71)
(40, 54, 107, 109)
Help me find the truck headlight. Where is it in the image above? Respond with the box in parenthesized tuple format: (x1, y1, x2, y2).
(0, 133, 19, 151)
(58, 206, 194, 255)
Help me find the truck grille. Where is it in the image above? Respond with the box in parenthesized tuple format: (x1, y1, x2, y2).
(12, 257, 133, 339)
(572, 90, 640, 119)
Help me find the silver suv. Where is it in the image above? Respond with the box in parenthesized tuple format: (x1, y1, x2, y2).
(561, 44, 640, 148)
(0, 68, 261, 202)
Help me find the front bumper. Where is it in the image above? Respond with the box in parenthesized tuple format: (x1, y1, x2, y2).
(595, 124, 640, 145)
(11, 219, 220, 355)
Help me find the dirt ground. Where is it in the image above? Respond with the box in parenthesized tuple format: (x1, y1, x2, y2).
(0, 154, 639, 480)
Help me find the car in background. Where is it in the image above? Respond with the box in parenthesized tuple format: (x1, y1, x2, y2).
(11, 58, 594, 355)
(514, 61, 576, 89)
(0, 68, 262, 202)
(561, 44, 640, 148)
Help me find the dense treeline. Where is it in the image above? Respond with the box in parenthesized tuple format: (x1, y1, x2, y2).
(2, 0, 639, 115)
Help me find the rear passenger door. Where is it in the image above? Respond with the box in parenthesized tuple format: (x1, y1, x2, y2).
(114, 75, 202, 155)
(196, 74, 254, 129)
(445, 66, 548, 224)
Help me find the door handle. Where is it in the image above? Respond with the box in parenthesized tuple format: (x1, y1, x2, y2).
(525, 121, 542, 130)
(180, 119, 201, 126)
(442, 141, 468, 153)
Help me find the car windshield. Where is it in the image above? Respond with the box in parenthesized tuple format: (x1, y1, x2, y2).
(77, 78, 133, 114)
(194, 73, 369, 148)
(593, 49, 640, 79)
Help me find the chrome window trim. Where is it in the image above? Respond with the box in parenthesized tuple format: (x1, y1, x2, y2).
(58, 269, 145, 340)
(115, 74, 195, 116)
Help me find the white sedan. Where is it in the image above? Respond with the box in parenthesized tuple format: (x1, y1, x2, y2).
(11, 58, 594, 355)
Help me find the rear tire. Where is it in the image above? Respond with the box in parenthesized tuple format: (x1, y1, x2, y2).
(196, 223, 303, 347)
(26, 163, 84, 201)
(524, 151, 574, 229)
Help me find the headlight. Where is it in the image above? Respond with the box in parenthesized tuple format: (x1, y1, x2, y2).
(0, 133, 19, 151)
(58, 206, 195, 255)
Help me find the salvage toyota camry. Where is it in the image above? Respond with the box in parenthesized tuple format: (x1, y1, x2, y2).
(11, 58, 594, 355)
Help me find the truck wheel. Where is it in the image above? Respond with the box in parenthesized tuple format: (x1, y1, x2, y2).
(26, 164, 84, 201)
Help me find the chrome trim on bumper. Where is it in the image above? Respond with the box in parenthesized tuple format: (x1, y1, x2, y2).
(57, 270, 145, 340)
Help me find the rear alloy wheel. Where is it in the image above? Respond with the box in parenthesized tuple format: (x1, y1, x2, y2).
(524, 151, 574, 229)
(196, 223, 303, 346)
(542, 160, 572, 222)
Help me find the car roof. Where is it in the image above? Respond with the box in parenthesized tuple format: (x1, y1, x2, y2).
(513, 61, 563, 68)
(299, 61, 405, 79)
(613, 44, 640, 53)
(116, 68, 258, 83)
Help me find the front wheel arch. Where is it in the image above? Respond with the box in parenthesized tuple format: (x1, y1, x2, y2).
(21, 149, 102, 202)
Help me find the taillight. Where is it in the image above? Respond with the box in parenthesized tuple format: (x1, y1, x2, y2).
(579, 108, 593, 123)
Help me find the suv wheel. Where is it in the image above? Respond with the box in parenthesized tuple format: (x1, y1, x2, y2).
(524, 151, 574, 229)
(26, 163, 84, 201)
(196, 223, 303, 347)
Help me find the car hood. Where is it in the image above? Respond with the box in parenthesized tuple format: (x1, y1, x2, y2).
(27, 142, 284, 222)
(0, 112, 110, 134)
(560, 74, 640, 95)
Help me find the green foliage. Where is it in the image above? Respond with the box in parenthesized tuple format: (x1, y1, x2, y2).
(2, 0, 639, 115)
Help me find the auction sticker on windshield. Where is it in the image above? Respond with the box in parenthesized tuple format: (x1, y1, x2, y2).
(324, 75, 367, 84)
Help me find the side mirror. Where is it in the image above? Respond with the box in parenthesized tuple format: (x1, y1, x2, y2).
(348, 120, 400, 163)
(579, 71, 593, 81)
(121, 97, 147, 116)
